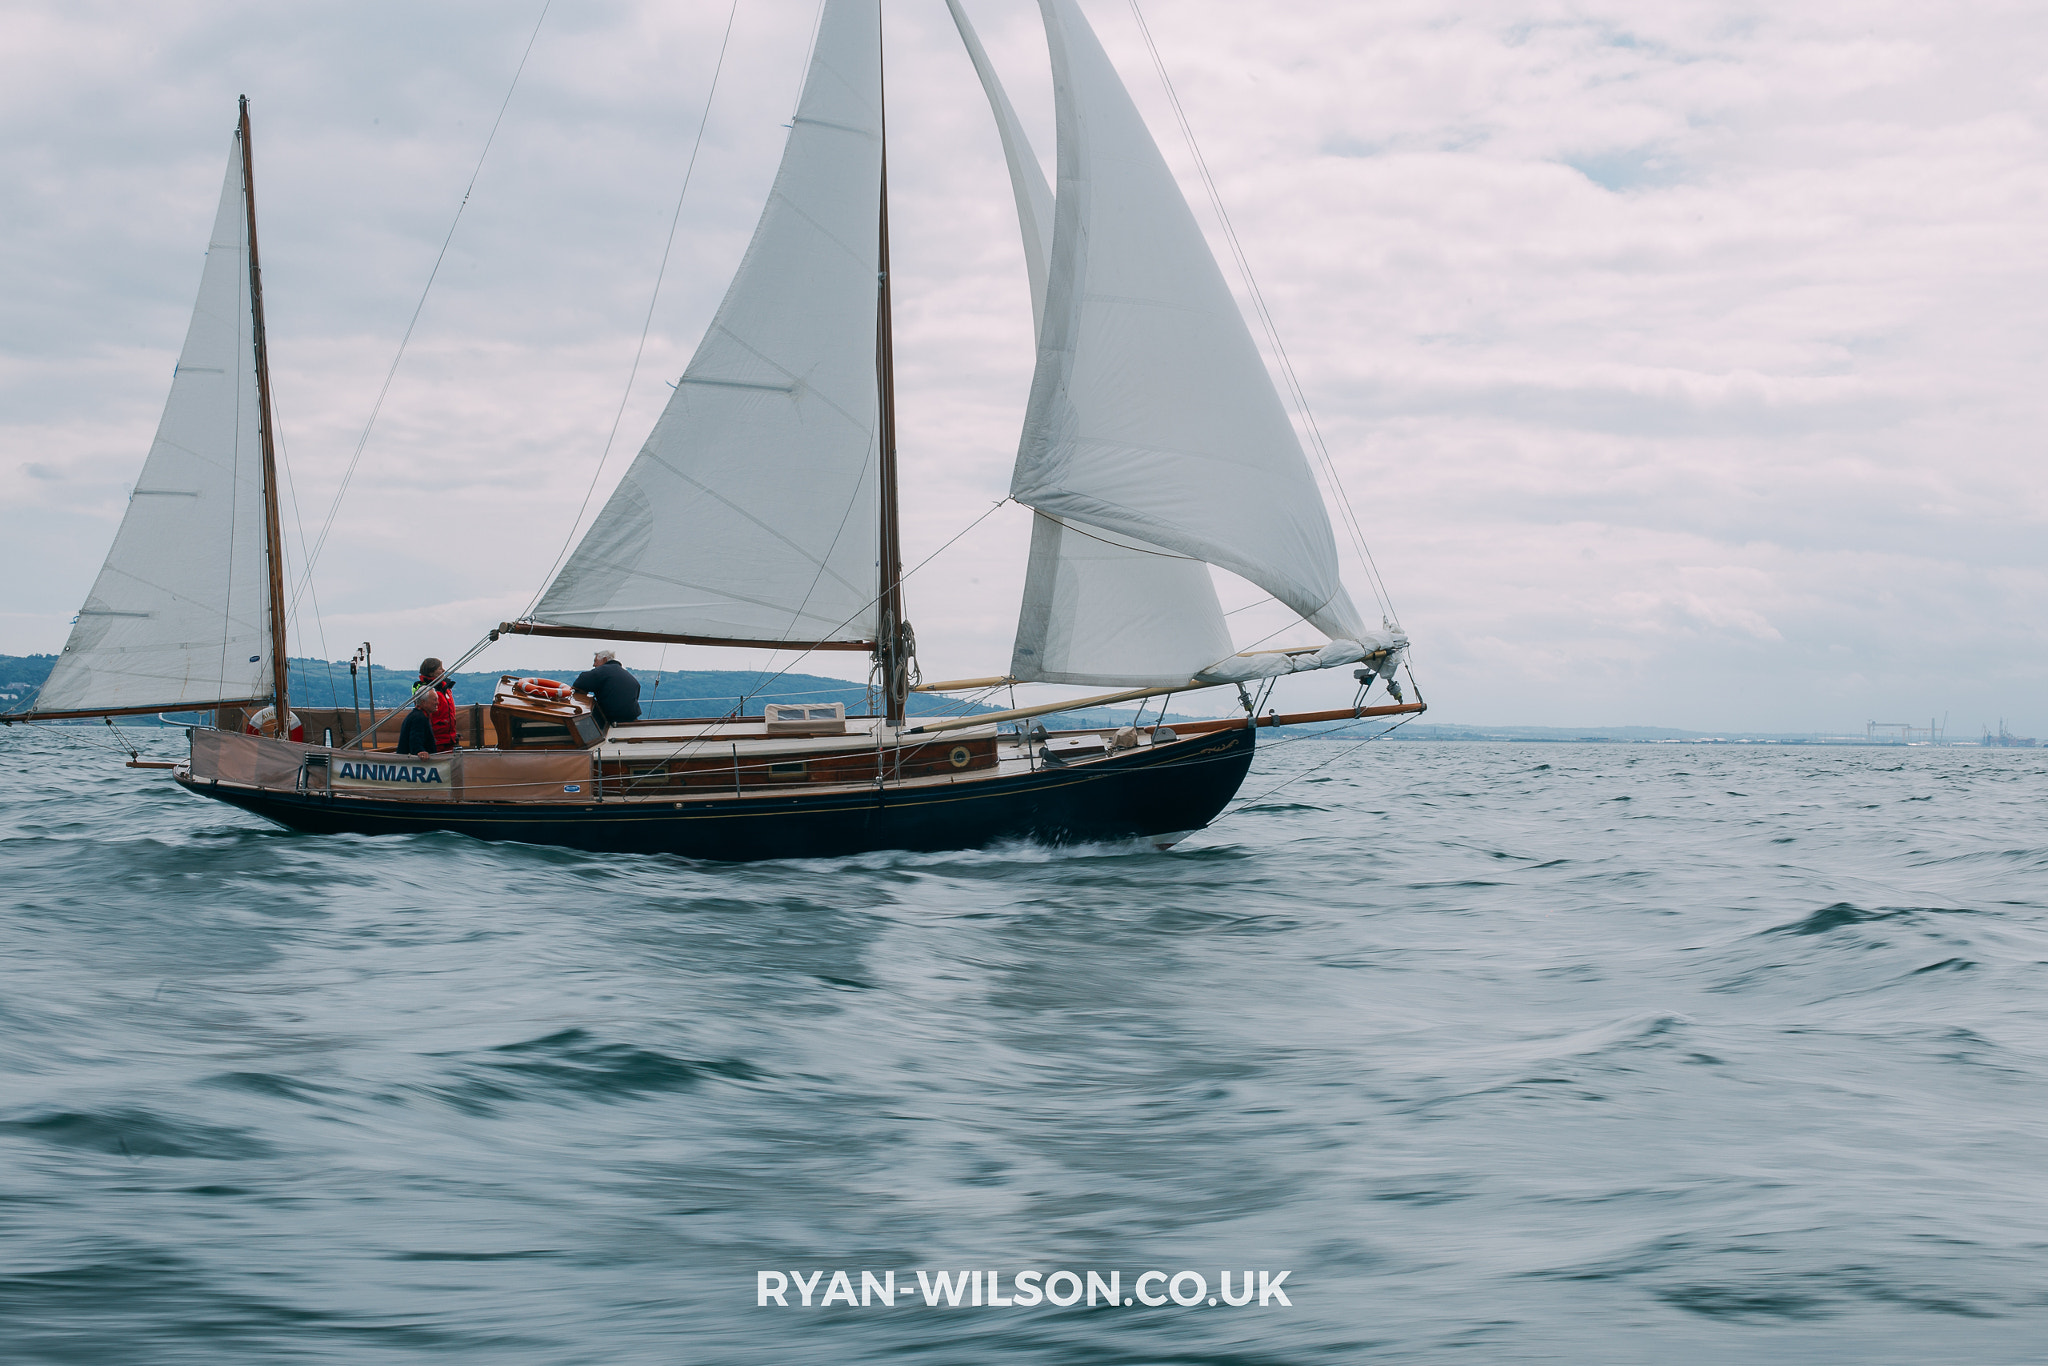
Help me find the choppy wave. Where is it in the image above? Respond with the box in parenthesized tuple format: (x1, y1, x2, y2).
(3, 728, 2046, 1362)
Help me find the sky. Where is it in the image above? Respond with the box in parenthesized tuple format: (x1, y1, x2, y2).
(3, 0, 2043, 734)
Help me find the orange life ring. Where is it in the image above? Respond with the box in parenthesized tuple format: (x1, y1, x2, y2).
(516, 678, 571, 702)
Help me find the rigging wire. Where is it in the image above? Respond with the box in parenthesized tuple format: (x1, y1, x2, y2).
(1125, 0, 1399, 625)
(679, 497, 1015, 737)
(269, 399, 341, 707)
(517, 0, 742, 623)
(290, 0, 554, 611)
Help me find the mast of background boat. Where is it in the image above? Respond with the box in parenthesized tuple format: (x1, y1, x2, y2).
(240, 95, 291, 732)
(874, 22, 911, 727)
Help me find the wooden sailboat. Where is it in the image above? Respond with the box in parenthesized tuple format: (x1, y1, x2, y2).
(17, 1, 1421, 861)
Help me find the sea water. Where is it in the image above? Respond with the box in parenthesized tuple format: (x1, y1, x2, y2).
(2, 727, 2044, 1363)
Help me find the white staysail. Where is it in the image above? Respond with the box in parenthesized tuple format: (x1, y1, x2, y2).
(946, 0, 1236, 688)
(534, 0, 884, 647)
(1011, 514, 1236, 687)
(32, 135, 273, 718)
(1014, 0, 1369, 649)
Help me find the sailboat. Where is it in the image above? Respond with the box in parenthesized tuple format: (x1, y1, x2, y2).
(15, 0, 1419, 861)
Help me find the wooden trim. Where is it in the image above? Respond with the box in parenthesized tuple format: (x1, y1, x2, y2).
(500, 621, 875, 651)
(7, 697, 268, 724)
(1157, 701, 1426, 736)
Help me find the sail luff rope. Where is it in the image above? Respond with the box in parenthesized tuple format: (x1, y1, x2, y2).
(517, 0, 742, 624)
(289, 0, 554, 612)
(1125, 0, 1399, 624)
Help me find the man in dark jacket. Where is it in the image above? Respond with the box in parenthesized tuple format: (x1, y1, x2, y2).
(572, 650, 642, 726)
(395, 687, 437, 755)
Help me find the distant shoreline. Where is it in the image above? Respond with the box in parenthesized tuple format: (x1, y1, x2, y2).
(4, 656, 2035, 746)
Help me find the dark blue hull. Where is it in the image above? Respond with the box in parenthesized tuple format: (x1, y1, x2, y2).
(174, 726, 1255, 861)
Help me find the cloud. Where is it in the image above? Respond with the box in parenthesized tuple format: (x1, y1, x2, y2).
(2, 0, 2043, 732)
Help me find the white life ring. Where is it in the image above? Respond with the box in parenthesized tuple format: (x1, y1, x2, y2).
(245, 706, 303, 741)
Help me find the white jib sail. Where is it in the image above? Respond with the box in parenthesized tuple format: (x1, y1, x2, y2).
(947, 0, 1235, 688)
(33, 134, 273, 717)
(1014, 0, 1369, 649)
(534, 0, 884, 646)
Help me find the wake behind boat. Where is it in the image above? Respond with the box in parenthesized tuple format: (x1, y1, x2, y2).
(16, 0, 1420, 861)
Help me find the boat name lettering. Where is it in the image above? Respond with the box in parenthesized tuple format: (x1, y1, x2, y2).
(335, 761, 445, 784)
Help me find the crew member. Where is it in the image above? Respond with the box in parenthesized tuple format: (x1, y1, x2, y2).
(396, 687, 437, 755)
(572, 649, 641, 726)
(413, 657, 459, 751)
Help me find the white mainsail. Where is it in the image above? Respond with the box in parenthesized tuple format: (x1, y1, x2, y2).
(533, 0, 885, 647)
(32, 134, 273, 717)
(947, 0, 1237, 688)
(1012, 0, 1371, 659)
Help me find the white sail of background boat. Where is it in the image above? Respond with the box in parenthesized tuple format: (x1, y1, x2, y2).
(21, 1, 1420, 860)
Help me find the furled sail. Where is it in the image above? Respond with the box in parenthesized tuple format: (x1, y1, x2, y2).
(1013, 0, 1370, 652)
(532, 0, 884, 647)
(31, 135, 274, 718)
(947, 0, 1236, 688)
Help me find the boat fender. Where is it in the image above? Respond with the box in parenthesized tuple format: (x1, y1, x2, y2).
(516, 678, 571, 701)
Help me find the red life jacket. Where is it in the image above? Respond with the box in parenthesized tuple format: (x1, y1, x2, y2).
(423, 681, 458, 750)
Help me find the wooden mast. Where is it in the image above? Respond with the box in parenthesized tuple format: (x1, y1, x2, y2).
(239, 96, 292, 735)
(874, 29, 911, 727)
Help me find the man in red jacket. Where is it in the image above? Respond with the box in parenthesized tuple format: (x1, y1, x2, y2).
(414, 657, 459, 751)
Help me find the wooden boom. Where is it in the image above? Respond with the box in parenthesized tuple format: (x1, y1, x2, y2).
(1154, 701, 1426, 735)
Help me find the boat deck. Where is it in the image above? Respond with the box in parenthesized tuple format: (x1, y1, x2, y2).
(178, 717, 1194, 807)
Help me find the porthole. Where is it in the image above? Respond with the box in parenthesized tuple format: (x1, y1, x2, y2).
(948, 745, 972, 769)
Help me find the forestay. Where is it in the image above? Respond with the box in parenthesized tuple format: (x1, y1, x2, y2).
(533, 0, 885, 647)
(947, 0, 1236, 688)
(33, 135, 273, 717)
(1013, 0, 1369, 649)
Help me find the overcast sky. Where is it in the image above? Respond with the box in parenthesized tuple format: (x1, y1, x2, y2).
(4, 0, 2043, 733)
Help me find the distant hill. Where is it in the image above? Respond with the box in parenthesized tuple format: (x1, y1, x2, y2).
(0, 654, 1200, 730)
(1, 654, 962, 720)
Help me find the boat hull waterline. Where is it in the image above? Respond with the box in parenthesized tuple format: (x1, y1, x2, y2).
(174, 726, 1257, 861)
